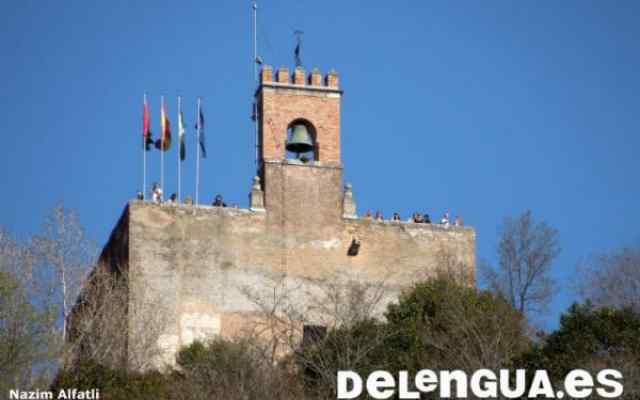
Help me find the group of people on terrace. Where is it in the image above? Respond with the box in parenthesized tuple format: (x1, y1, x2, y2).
(136, 183, 234, 208)
(362, 210, 464, 227)
(136, 184, 464, 227)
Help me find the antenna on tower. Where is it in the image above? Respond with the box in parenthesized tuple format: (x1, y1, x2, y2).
(294, 30, 303, 68)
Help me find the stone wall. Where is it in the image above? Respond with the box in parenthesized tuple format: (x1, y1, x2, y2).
(121, 198, 474, 368)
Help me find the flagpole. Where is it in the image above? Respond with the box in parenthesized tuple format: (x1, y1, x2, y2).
(177, 96, 181, 203)
(253, 0, 258, 82)
(161, 96, 164, 201)
(196, 97, 201, 206)
(143, 93, 147, 200)
(252, 0, 259, 167)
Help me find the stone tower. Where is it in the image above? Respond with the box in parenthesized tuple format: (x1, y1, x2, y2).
(255, 66, 346, 276)
(76, 65, 476, 370)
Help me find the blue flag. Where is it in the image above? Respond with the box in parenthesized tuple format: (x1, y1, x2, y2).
(197, 104, 206, 158)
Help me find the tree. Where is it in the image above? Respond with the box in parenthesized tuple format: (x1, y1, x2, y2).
(482, 210, 560, 316)
(297, 318, 391, 399)
(576, 246, 640, 312)
(517, 303, 640, 399)
(239, 271, 392, 365)
(52, 359, 171, 400)
(238, 272, 395, 398)
(385, 276, 530, 374)
(0, 230, 57, 393)
(31, 206, 97, 341)
(172, 338, 303, 400)
(298, 275, 530, 399)
(64, 265, 168, 371)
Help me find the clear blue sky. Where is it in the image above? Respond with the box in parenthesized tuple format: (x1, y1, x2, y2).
(1, 1, 638, 329)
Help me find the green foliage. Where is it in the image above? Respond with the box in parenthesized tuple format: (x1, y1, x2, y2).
(384, 277, 530, 372)
(49, 287, 640, 400)
(177, 338, 257, 372)
(517, 302, 640, 378)
(52, 360, 126, 392)
(176, 338, 300, 399)
(176, 338, 261, 385)
(51, 360, 170, 400)
(297, 276, 530, 397)
(174, 340, 207, 368)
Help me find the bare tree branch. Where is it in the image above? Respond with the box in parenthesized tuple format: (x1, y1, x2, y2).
(482, 210, 560, 317)
(31, 206, 97, 342)
(65, 264, 168, 371)
(576, 245, 640, 312)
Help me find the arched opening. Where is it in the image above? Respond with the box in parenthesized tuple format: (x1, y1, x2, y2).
(285, 119, 317, 162)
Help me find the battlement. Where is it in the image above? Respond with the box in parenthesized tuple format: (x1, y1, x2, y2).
(128, 199, 259, 218)
(125, 199, 474, 232)
(260, 65, 340, 91)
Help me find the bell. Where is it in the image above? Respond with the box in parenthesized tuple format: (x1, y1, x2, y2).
(286, 124, 314, 154)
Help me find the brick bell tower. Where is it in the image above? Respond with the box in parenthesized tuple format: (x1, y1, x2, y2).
(254, 65, 345, 240)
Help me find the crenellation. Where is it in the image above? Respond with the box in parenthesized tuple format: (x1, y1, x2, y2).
(293, 66, 305, 85)
(260, 65, 340, 90)
(260, 65, 273, 83)
(309, 67, 322, 86)
(276, 66, 290, 83)
(325, 69, 339, 88)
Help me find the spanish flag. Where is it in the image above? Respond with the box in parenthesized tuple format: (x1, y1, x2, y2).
(142, 96, 153, 150)
(155, 98, 171, 151)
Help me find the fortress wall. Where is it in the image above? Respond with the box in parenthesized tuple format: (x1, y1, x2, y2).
(125, 200, 475, 368)
(340, 218, 475, 284)
(127, 201, 272, 367)
(97, 205, 130, 274)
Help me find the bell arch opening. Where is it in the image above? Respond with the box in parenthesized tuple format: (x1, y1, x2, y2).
(285, 119, 318, 162)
